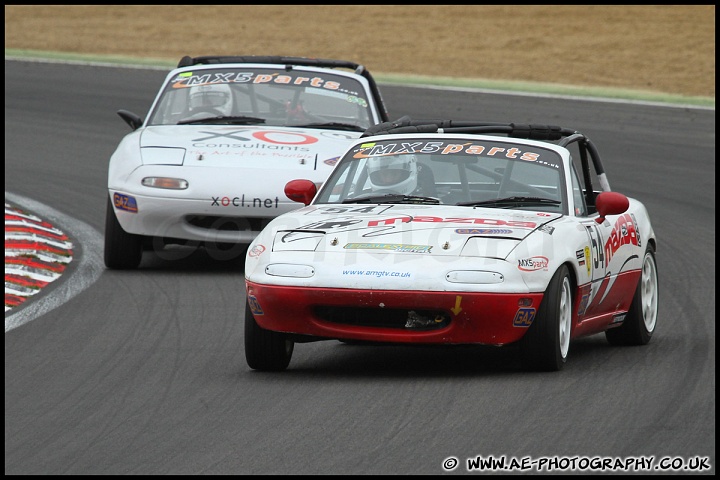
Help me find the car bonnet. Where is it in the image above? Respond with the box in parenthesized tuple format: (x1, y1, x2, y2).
(268, 204, 561, 258)
(138, 125, 360, 170)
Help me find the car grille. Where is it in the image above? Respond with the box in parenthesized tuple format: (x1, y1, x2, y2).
(185, 215, 271, 232)
(313, 306, 451, 331)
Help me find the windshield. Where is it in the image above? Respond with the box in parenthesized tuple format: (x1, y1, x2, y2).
(315, 137, 568, 213)
(146, 67, 375, 129)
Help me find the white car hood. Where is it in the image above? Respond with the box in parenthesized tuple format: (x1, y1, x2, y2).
(268, 204, 561, 259)
(139, 124, 361, 170)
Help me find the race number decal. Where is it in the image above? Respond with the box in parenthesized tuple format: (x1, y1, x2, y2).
(248, 295, 264, 315)
(513, 308, 536, 327)
(113, 192, 138, 213)
(585, 224, 605, 278)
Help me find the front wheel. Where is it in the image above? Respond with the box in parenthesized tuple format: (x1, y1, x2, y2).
(605, 245, 659, 346)
(520, 264, 573, 372)
(244, 299, 294, 371)
(104, 197, 143, 269)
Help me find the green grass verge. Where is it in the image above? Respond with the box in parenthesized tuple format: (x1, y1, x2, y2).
(5, 49, 714, 108)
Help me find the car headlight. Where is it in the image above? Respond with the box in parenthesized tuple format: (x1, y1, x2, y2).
(141, 147, 186, 166)
(272, 231, 324, 252)
(460, 236, 519, 258)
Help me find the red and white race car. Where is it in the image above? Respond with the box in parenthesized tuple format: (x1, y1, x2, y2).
(105, 55, 389, 269)
(244, 117, 659, 372)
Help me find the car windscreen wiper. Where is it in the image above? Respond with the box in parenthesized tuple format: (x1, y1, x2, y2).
(177, 115, 266, 125)
(456, 196, 562, 208)
(341, 194, 440, 205)
(294, 122, 365, 132)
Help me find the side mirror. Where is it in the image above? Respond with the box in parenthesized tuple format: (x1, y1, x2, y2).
(595, 191, 629, 224)
(117, 109, 143, 131)
(285, 179, 317, 206)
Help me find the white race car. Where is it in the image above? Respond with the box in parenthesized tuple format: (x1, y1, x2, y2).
(105, 55, 389, 269)
(244, 117, 659, 372)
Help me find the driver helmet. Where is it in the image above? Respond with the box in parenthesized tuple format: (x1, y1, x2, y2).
(189, 83, 233, 116)
(367, 154, 418, 195)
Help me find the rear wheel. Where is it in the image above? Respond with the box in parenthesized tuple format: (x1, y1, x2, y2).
(520, 264, 572, 372)
(605, 245, 658, 346)
(244, 299, 294, 371)
(104, 197, 143, 269)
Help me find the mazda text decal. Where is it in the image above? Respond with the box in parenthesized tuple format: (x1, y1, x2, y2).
(294, 214, 537, 238)
(604, 213, 641, 264)
(367, 216, 537, 228)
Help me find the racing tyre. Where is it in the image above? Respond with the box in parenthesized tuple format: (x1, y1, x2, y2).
(605, 245, 659, 346)
(520, 264, 572, 372)
(104, 197, 143, 269)
(244, 299, 294, 371)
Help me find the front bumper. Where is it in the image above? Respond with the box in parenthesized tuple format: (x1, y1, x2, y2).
(111, 190, 298, 243)
(246, 281, 544, 345)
